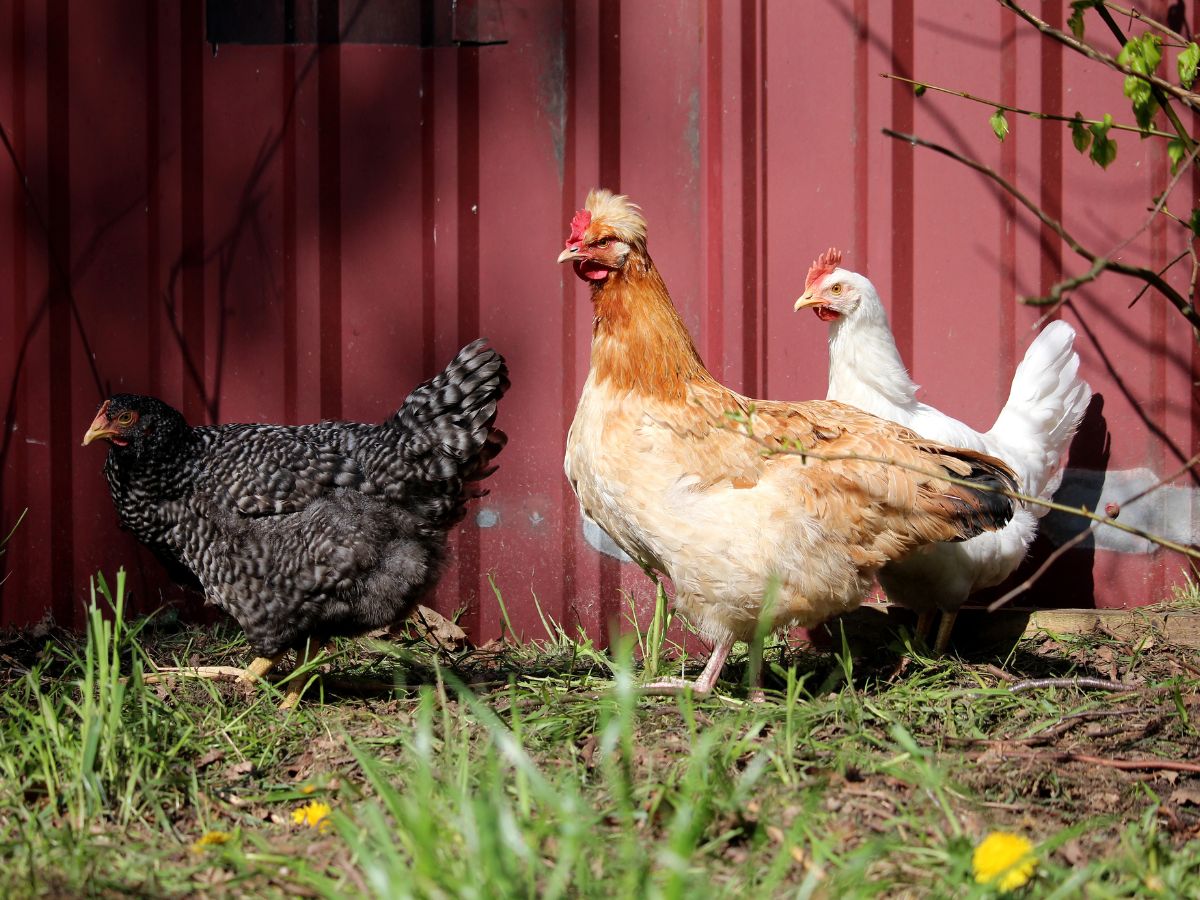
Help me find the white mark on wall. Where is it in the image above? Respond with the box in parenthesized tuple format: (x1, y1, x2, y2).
(581, 517, 633, 563)
(1041, 467, 1200, 554)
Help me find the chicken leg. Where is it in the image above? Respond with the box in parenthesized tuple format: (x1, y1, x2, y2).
(278, 640, 328, 711)
(641, 639, 732, 696)
(913, 609, 957, 656)
(144, 653, 284, 686)
(914, 610, 936, 647)
(145, 648, 319, 711)
(932, 611, 957, 656)
(238, 654, 284, 685)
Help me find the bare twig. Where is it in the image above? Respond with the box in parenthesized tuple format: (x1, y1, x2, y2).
(881, 73, 1175, 139)
(1102, 3, 1190, 45)
(1030, 257, 1110, 313)
(989, 452, 1200, 611)
(982, 746, 1200, 775)
(882, 128, 1200, 332)
(945, 708, 1140, 746)
(983, 663, 1018, 683)
(1008, 676, 1138, 693)
(988, 526, 1099, 613)
(1126, 249, 1191, 310)
(1108, 142, 1200, 259)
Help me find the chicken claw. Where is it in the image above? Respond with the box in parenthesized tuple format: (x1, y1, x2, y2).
(641, 640, 732, 696)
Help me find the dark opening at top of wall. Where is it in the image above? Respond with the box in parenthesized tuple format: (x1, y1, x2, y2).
(204, 0, 507, 47)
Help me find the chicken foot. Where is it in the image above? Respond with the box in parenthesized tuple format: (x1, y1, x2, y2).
(239, 654, 285, 684)
(144, 645, 327, 711)
(641, 639, 732, 696)
(276, 640, 330, 711)
(143, 654, 284, 686)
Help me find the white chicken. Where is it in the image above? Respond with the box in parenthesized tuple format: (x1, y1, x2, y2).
(795, 249, 1092, 652)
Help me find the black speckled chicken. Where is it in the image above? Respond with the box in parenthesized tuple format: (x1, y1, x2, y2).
(82, 340, 509, 707)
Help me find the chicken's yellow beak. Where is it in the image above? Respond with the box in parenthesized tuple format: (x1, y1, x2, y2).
(557, 247, 580, 264)
(81, 401, 116, 447)
(793, 291, 820, 312)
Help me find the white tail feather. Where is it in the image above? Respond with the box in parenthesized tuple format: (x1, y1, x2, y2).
(987, 321, 1092, 509)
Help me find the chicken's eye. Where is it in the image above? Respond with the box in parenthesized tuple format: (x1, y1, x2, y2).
(595, 237, 610, 248)
(116, 412, 135, 426)
(830, 283, 843, 296)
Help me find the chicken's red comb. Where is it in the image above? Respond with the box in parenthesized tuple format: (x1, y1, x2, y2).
(567, 209, 592, 246)
(804, 248, 843, 291)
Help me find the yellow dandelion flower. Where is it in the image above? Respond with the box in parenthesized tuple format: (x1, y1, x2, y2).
(292, 800, 332, 832)
(973, 831, 1037, 892)
(190, 830, 231, 854)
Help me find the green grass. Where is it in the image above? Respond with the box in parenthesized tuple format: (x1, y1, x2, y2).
(1, 572, 1198, 898)
(1167, 568, 1200, 609)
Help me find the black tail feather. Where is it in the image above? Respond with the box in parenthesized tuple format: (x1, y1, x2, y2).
(937, 447, 1018, 541)
(385, 340, 511, 527)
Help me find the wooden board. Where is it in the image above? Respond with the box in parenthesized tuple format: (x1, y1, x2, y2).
(818, 604, 1200, 652)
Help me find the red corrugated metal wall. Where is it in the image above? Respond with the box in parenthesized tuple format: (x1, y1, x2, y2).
(2, 1, 1197, 639)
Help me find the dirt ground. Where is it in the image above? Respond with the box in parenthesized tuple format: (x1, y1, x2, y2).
(2, 606, 1199, 896)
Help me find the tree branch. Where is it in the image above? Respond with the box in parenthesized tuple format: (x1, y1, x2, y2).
(999, 0, 1200, 111)
(881, 73, 1175, 140)
(1034, 140, 1200, 322)
(881, 128, 1200, 333)
(1093, 1, 1195, 154)
(1101, 3, 1190, 46)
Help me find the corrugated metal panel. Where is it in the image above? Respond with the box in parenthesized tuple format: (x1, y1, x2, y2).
(2, 0, 1196, 640)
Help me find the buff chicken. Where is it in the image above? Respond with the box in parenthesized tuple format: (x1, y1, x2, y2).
(559, 190, 1016, 694)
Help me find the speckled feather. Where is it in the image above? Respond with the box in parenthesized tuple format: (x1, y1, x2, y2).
(94, 340, 509, 657)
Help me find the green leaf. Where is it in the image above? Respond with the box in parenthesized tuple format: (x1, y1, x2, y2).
(989, 108, 1009, 141)
(1123, 73, 1153, 110)
(1117, 37, 1139, 68)
(1089, 112, 1113, 139)
(1132, 92, 1160, 132)
(913, 83, 927, 97)
(1119, 34, 1164, 135)
(1088, 114, 1118, 169)
(1070, 114, 1092, 154)
(1067, 1, 1095, 40)
(1179, 42, 1200, 89)
(1190, 209, 1200, 239)
(1118, 33, 1162, 77)
(1142, 34, 1162, 74)
(1091, 136, 1117, 168)
(1168, 137, 1188, 173)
